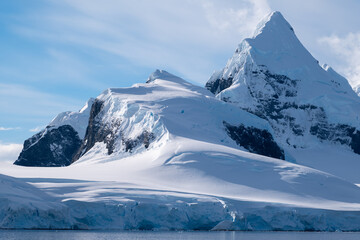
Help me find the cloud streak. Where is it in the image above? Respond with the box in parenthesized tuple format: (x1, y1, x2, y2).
(0, 127, 20, 131)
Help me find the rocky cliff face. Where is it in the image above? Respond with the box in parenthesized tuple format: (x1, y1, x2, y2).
(206, 11, 360, 154)
(14, 125, 81, 167)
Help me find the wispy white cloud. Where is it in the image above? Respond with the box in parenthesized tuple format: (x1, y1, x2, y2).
(0, 143, 22, 162)
(318, 33, 360, 92)
(0, 127, 20, 131)
(12, 0, 271, 83)
(29, 126, 45, 133)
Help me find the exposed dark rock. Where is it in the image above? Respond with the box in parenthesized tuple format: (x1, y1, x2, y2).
(248, 68, 298, 102)
(310, 122, 360, 154)
(351, 130, 360, 154)
(223, 121, 285, 160)
(123, 131, 155, 153)
(14, 125, 82, 167)
(205, 77, 233, 95)
(72, 99, 119, 161)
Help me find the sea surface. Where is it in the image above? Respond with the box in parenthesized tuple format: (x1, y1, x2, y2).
(1, 230, 360, 240)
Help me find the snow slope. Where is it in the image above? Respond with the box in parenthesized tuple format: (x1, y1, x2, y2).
(2, 69, 360, 230)
(2, 136, 360, 230)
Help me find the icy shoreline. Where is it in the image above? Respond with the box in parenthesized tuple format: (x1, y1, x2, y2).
(2, 195, 360, 231)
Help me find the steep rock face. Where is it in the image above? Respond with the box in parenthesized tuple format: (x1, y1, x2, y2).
(206, 11, 360, 153)
(72, 99, 111, 160)
(72, 98, 157, 162)
(14, 125, 82, 167)
(205, 77, 233, 95)
(72, 94, 161, 163)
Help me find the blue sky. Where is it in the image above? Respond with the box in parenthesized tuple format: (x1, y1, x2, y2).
(1, 0, 360, 160)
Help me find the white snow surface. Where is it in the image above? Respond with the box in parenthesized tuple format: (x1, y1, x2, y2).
(2, 69, 360, 230)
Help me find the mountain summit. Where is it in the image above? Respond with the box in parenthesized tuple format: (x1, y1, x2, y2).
(249, 11, 319, 75)
(206, 11, 360, 157)
(252, 11, 293, 37)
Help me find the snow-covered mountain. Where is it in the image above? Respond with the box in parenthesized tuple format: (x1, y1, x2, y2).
(206, 11, 360, 180)
(15, 70, 285, 167)
(3, 11, 360, 231)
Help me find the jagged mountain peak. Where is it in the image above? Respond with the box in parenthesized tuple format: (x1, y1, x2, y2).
(237, 11, 319, 79)
(206, 11, 360, 153)
(252, 11, 294, 38)
(238, 10, 305, 60)
(209, 10, 360, 105)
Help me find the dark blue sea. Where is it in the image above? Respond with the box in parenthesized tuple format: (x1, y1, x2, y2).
(1, 230, 360, 240)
